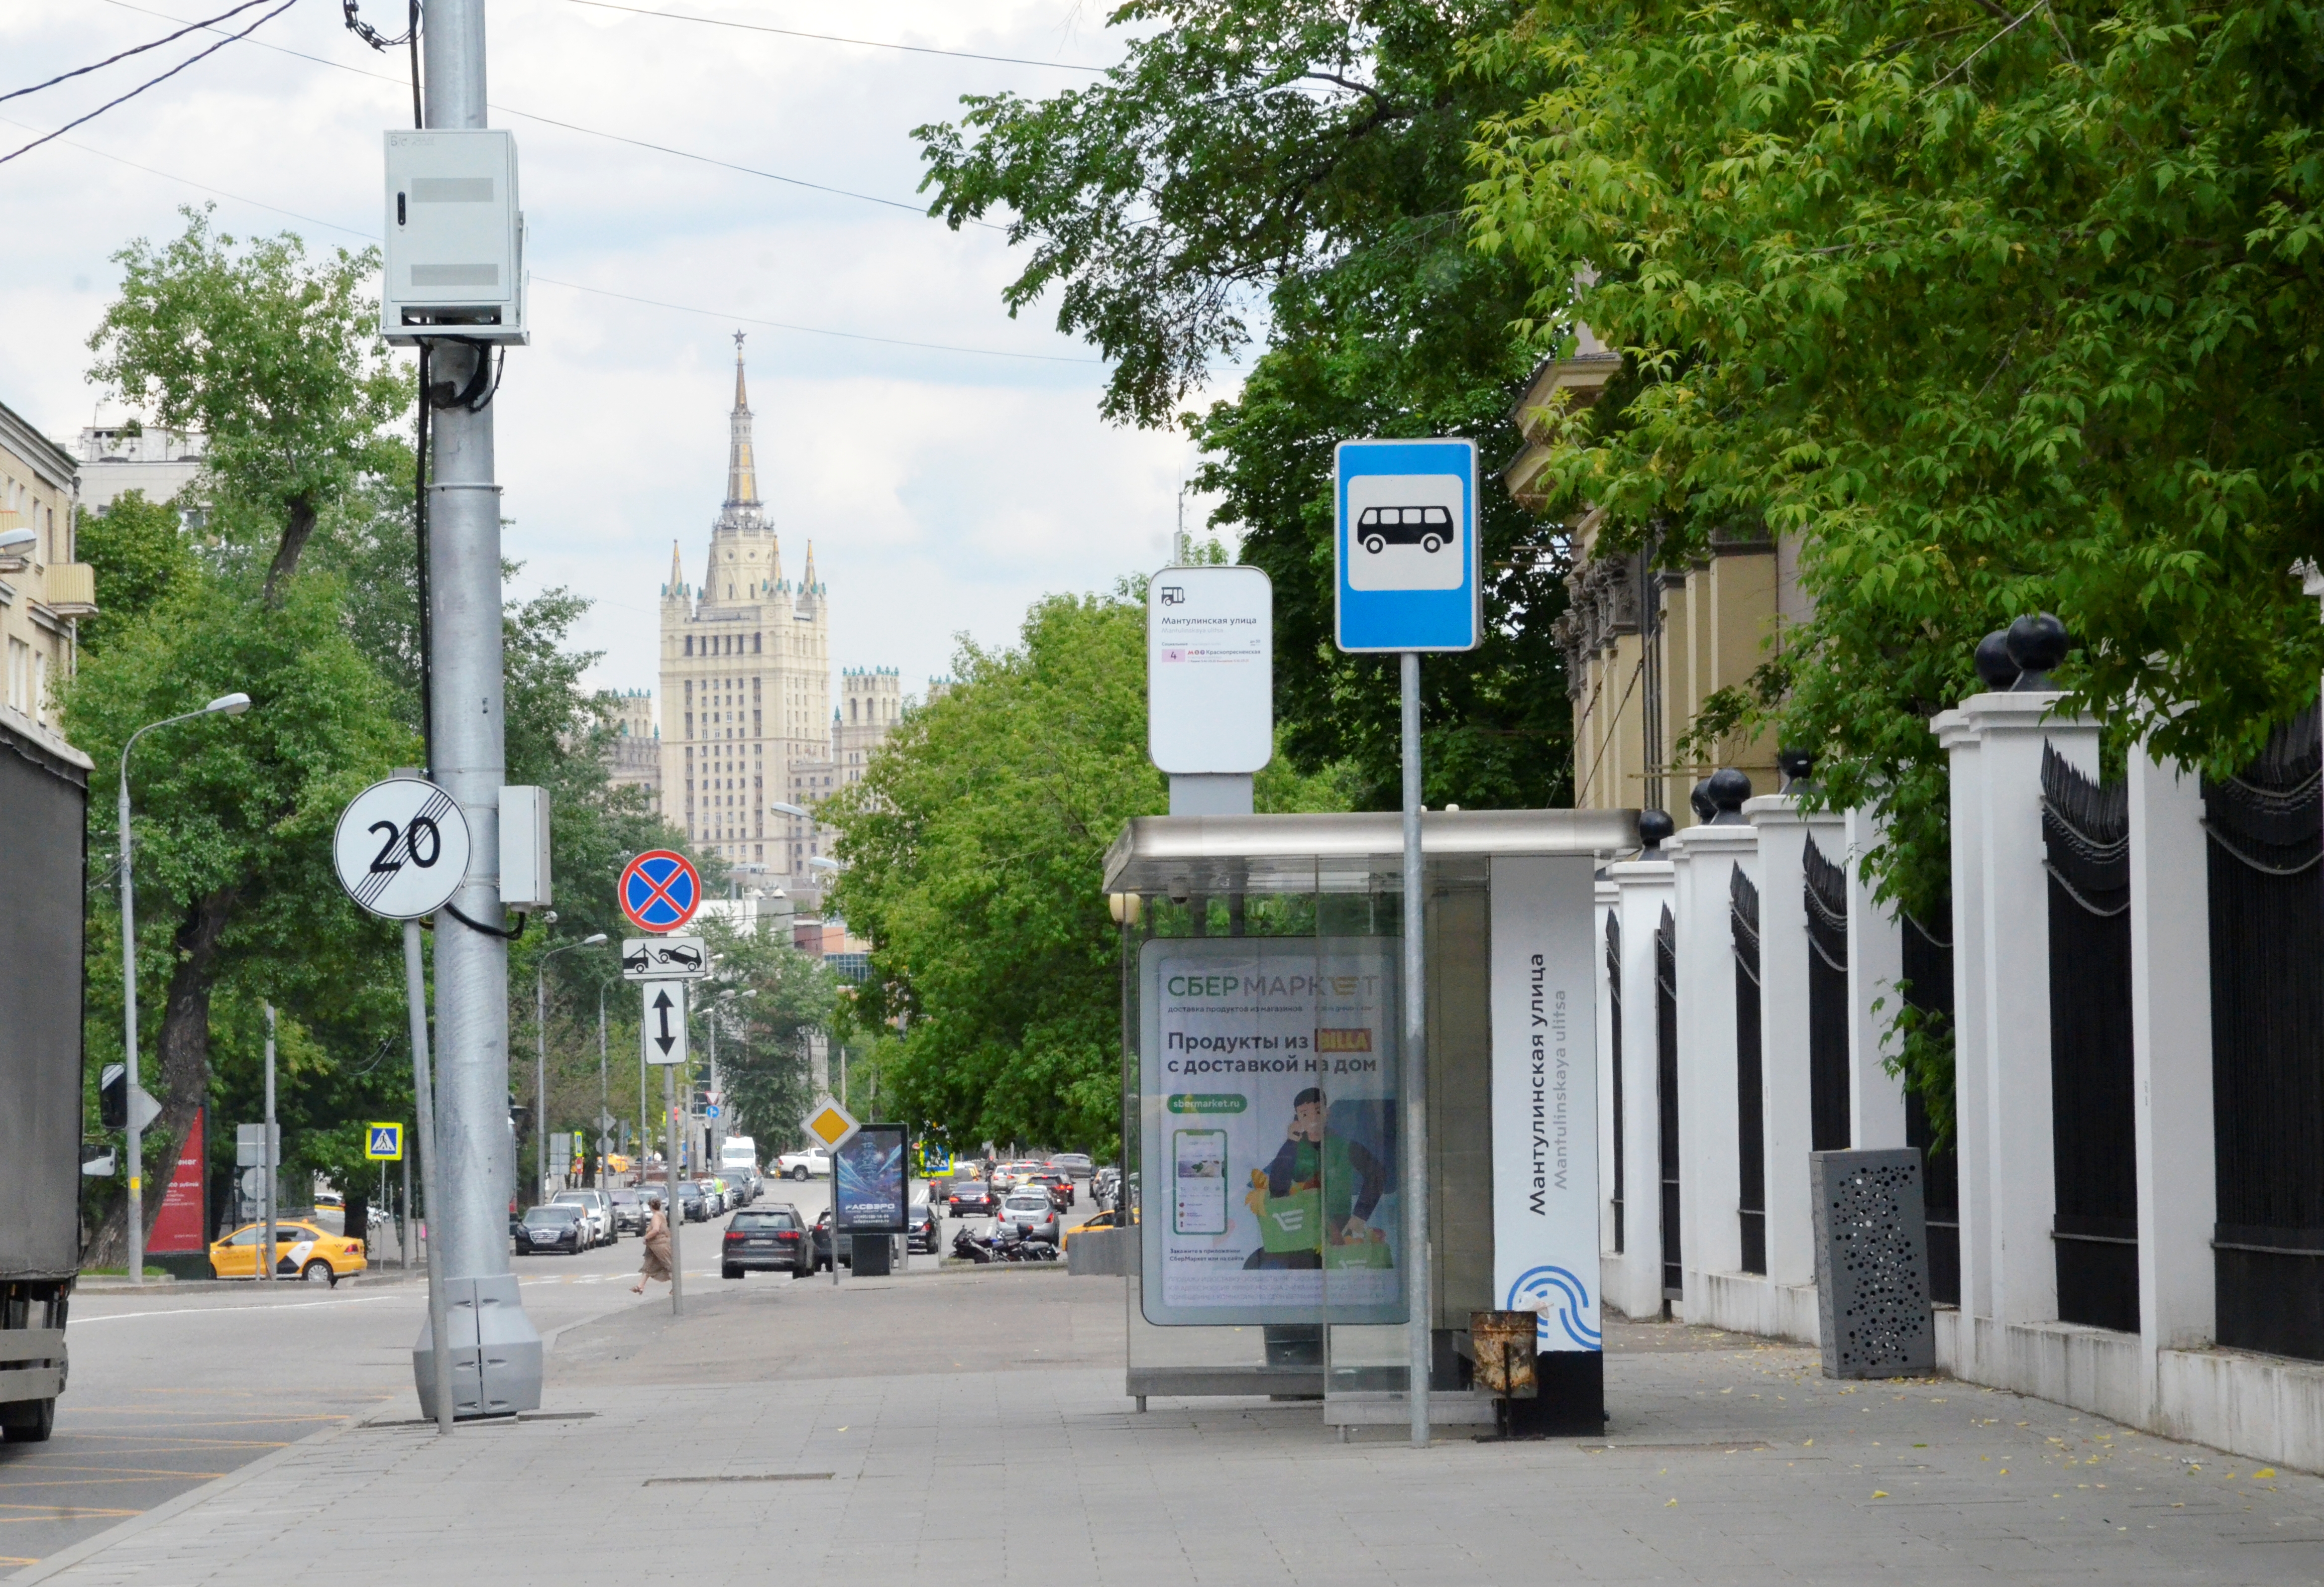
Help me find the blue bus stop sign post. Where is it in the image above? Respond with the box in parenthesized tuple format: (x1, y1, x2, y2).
(1334, 436, 1479, 1451)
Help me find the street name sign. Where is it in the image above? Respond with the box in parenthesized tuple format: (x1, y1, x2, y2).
(801, 1096, 859, 1151)
(620, 935, 707, 981)
(618, 849, 702, 934)
(365, 1122, 404, 1161)
(1334, 437, 1481, 653)
(1147, 563, 1273, 774)
(642, 982, 688, 1066)
(333, 777, 472, 919)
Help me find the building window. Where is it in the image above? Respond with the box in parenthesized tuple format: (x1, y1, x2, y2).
(752, 633, 761, 653)
(685, 636, 693, 656)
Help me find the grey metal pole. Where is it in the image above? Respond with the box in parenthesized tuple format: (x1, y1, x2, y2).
(405, 920, 456, 1434)
(118, 769, 141, 1287)
(421, 0, 540, 1412)
(598, 983, 608, 1188)
(1400, 650, 1430, 1449)
(400, 1150, 412, 1270)
(263, 1003, 277, 1283)
(707, 1005, 718, 1162)
(536, 959, 547, 1204)
(665, 1064, 683, 1315)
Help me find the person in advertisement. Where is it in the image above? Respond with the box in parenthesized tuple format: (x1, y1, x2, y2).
(1245, 1086, 1390, 1269)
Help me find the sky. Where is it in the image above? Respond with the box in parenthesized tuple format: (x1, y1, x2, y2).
(0, 0, 1231, 709)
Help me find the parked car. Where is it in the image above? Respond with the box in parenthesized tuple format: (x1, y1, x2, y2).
(1061, 1204, 1137, 1254)
(907, 1197, 940, 1254)
(516, 1205, 588, 1255)
(675, 1182, 709, 1222)
(1050, 1152, 1095, 1181)
(550, 1189, 615, 1246)
(997, 1191, 1061, 1244)
(1026, 1171, 1075, 1209)
(208, 1220, 369, 1285)
(607, 1187, 648, 1235)
(698, 1178, 728, 1216)
(946, 1181, 998, 1219)
(722, 1205, 813, 1278)
(810, 1208, 850, 1271)
(777, 1147, 833, 1181)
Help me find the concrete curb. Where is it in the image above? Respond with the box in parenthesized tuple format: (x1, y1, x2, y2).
(6, 1411, 366, 1583)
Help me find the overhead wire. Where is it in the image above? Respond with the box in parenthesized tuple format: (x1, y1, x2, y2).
(0, 0, 282, 106)
(562, 1, 1109, 73)
(0, 0, 297, 168)
(95, 0, 1006, 226)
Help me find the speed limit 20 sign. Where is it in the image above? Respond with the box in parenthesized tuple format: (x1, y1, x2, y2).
(333, 777, 472, 920)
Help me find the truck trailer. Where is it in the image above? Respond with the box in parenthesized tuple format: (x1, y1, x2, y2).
(0, 712, 89, 1442)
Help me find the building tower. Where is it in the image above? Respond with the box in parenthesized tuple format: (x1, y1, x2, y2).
(656, 336, 833, 890)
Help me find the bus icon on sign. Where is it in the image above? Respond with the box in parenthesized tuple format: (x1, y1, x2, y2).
(1356, 505, 1454, 555)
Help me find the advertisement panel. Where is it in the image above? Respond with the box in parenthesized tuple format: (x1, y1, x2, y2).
(1139, 937, 1404, 1326)
(833, 1123, 907, 1235)
(149, 1105, 206, 1254)
(1489, 857, 1603, 1353)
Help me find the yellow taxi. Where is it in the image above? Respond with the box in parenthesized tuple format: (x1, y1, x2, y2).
(1061, 1205, 1138, 1254)
(208, 1220, 368, 1285)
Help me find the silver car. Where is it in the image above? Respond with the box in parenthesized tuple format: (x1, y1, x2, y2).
(997, 1192, 1060, 1244)
(550, 1189, 613, 1246)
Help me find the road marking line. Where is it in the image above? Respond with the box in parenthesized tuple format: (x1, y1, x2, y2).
(73, 1296, 408, 1324)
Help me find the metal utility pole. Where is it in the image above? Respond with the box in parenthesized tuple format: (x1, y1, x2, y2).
(537, 936, 607, 1202)
(263, 1004, 278, 1283)
(665, 1065, 684, 1315)
(597, 981, 609, 1187)
(1400, 651, 1430, 1450)
(419, 0, 533, 1414)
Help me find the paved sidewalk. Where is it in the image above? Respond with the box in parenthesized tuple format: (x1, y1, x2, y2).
(17, 1275, 2324, 1585)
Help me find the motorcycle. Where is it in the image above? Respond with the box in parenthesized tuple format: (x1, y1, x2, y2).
(951, 1225, 995, 1264)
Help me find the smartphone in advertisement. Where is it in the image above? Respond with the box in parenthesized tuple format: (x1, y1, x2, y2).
(1173, 1128, 1228, 1236)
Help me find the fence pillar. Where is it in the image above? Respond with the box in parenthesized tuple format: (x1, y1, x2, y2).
(2127, 746, 2216, 1358)
(1843, 807, 1909, 1150)
(1669, 822, 1758, 1302)
(1947, 691, 2099, 1336)
(1604, 854, 1675, 1321)
(1742, 796, 1838, 1296)
(1595, 876, 1621, 1261)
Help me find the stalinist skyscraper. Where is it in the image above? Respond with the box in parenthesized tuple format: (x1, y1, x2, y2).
(657, 337, 898, 897)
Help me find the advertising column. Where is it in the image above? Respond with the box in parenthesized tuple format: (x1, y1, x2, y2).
(1490, 856, 1605, 1428)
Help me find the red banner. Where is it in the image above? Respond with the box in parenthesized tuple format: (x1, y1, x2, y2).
(149, 1106, 206, 1253)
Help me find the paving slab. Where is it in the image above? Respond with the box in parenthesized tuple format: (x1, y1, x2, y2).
(13, 1272, 2324, 1584)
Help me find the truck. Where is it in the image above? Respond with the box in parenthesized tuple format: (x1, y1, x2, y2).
(0, 713, 90, 1443)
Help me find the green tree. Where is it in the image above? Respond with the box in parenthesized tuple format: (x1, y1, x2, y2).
(823, 582, 1348, 1156)
(1464, 0, 2324, 1127)
(918, 0, 1572, 810)
(74, 490, 196, 650)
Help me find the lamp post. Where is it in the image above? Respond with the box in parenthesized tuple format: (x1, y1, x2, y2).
(596, 979, 610, 1186)
(119, 691, 252, 1286)
(534, 934, 607, 1204)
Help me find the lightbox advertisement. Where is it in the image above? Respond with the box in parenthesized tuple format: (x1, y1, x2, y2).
(833, 1123, 907, 1236)
(1139, 937, 1405, 1326)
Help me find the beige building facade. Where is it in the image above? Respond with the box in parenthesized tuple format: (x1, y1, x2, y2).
(0, 399, 95, 743)
(1506, 345, 1807, 822)
(655, 342, 898, 899)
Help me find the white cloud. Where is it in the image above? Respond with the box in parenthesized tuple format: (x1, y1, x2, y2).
(0, 0, 1230, 704)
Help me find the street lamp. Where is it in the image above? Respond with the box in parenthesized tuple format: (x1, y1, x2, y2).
(534, 933, 608, 1204)
(701, 987, 754, 1166)
(0, 525, 37, 554)
(120, 691, 253, 1287)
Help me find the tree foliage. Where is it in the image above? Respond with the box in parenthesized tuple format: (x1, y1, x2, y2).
(824, 585, 1348, 1156)
(919, 1, 1573, 810)
(1465, 0, 2324, 1125)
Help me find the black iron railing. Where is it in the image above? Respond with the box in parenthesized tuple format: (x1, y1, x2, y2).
(1732, 864, 1767, 1275)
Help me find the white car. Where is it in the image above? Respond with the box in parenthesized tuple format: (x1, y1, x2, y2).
(776, 1147, 832, 1181)
(996, 1192, 1060, 1244)
(550, 1189, 614, 1246)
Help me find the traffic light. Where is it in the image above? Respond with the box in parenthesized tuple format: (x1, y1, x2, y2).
(99, 1064, 128, 1129)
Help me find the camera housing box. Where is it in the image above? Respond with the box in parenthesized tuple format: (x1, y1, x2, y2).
(382, 129, 528, 345)
(500, 785, 552, 912)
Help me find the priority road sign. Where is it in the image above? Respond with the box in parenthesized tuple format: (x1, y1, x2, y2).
(801, 1096, 859, 1151)
(1334, 437, 1481, 653)
(642, 982, 688, 1067)
(333, 777, 473, 919)
(619, 850, 702, 934)
(620, 934, 707, 981)
(365, 1122, 404, 1161)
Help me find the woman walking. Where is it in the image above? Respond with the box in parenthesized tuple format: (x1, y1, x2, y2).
(631, 1199, 673, 1295)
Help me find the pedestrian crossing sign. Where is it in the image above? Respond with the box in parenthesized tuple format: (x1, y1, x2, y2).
(365, 1122, 404, 1161)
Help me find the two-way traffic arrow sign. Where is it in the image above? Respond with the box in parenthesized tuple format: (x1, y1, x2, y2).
(642, 982, 688, 1067)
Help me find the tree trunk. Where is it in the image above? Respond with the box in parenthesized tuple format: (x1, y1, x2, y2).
(262, 498, 318, 606)
(80, 885, 240, 1271)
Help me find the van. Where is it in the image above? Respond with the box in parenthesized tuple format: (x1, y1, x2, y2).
(720, 1136, 757, 1173)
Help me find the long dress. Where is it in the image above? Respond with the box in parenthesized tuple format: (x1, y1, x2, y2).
(638, 1209, 674, 1281)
